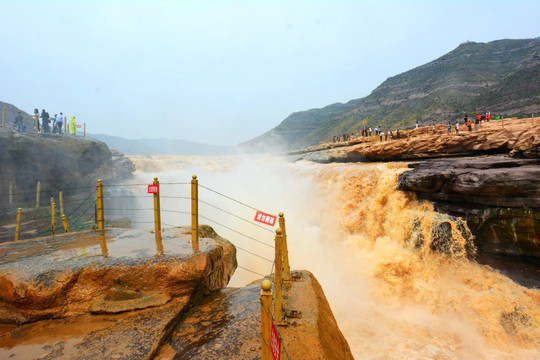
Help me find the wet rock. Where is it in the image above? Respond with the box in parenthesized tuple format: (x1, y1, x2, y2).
(0, 271, 352, 360)
(154, 270, 354, 360)
(500, 304, 536, 344)
(0, 296, 190, 360)
(407, 214, 476, 257)
(398, 156, 540, 258)
(0, 226, 236, 324)
(398, 157, 540, 207)
(89, 287, 172, 314)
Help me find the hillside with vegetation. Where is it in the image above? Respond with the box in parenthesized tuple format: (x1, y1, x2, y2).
(239, 38, 540, 151)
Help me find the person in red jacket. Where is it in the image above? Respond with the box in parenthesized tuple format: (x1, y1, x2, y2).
(475, 114, 481, 131)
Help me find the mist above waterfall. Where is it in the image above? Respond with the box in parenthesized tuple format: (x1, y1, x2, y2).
(123, 154, 540, 360)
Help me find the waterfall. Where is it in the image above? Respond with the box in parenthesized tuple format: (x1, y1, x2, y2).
(127, 154, 540, 360)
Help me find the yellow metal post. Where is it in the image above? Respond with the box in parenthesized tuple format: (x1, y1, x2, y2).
(64, 118, 68, 134)
(84, 122, 86, 137)
(15, 208, 22, 241)
(96, 180, 105, 232)
(62, 214, 70, 233)
(34, 113, 39, 133)
(278, 213, 291, 283)
(96, 180, 107, 256)
(274, 228, 285, 325)
(9, 181, 13, 205)
(59, 191, 65, 216)
(260, 279, 273, 360)
(2, 106, 6, 128)
(153, 177, 163, 256)
(191, 175, 199, 252)
(50, 197, 56, 235)
(36, 181, 41, 208)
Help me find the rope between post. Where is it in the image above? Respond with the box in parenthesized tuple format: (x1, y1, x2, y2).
(199, 214, 274, 249)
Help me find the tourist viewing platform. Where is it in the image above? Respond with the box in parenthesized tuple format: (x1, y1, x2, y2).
(290, 116, 540, 162)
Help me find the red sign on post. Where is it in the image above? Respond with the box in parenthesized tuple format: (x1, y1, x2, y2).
(271, 322, 281, 360)
(148, 184, 159, 194)
(254, 210, 277, 226)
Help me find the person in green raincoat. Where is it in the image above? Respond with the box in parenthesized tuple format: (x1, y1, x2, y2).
(70, 116, 77, 135)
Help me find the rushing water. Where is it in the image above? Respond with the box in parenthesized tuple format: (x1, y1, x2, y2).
(125, 154, 540, 360)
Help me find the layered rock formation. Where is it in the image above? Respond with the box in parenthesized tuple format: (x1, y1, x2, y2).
(0, 129, 135, 214)
(398, 156, 540, 258)
(0, 227, 353, 359)
(290, 118, 540, 162)
(0, 226, 236, 324)
(291, 119, 540, 259)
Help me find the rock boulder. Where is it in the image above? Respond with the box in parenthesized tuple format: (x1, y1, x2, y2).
(154, 271, 354, 360)
(0, 225, 236, 324)
(398, 156, 540, 258)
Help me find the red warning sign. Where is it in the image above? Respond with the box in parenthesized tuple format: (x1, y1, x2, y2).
(254, 211, 277, 226)
(147, 184, 159, 194)
(271, 322, 281, 360)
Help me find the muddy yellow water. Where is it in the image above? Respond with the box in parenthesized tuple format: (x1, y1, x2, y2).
(3, 155, 536, 359)
(124, 155, 540, 359)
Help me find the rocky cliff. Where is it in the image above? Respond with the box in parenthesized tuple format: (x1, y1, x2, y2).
(289, 117, 539, 162)
(398, 157, 540, 258)
(0, 128, 135, 214)
(0, 226, 353, 360)
(289, 118, 540, 259)
(240, 38, 540, 150)
(0, 101, 35, 133)
(154, 271, 354, 360)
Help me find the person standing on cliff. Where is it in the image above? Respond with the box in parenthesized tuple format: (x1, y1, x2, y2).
(40, 109, 50, 133)
(455, 120, 459, 134)
(56, 112, 64, 134)
(475, 113, 481, 131)
(70, 115, 77, 135)
(447, 122, 451, 135)
(14, 111, 24, 132)
(34, 108, 40, 133)
(415, 119, 419, 129)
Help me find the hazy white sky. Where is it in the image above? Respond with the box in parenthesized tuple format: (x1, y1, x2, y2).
(1, 0, 539, 145)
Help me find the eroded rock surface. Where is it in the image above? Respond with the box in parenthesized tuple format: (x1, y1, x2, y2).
(398, 156, 540, 257)
(0, 129, 134, 214)
(0, 225, 236, 324)
(154, 271, 354, 360)
(290, 118, 540, 163)
(0, 297, 190, 360)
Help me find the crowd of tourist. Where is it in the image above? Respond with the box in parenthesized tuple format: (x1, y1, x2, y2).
(13, 108, 78, 135)
(328, 126, 410, 144)
(324, 110, 496, 145)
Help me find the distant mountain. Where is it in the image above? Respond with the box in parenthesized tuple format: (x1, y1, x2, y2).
(87, 133, 233, 155)
(239, 38, 540, 151)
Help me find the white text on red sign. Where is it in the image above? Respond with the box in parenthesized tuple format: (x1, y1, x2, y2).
(254, 211, 276, 226)
(148, 184, 159, 194)
(271, 322, 281, 360)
